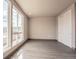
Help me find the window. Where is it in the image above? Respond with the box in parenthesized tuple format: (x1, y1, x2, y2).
(12, 6, 18, 46)
(18, 14, 24, 42)
(3, 0, 9, 49)
(3, 0, 24, 53)
(12, 6, 24, 46)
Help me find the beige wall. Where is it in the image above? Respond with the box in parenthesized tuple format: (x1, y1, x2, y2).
(24, 16, 29, 40)
(29, 17, 56, 40)
(57, 4, 76, 48)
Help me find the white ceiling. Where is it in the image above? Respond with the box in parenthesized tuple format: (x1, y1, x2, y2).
(15, 0, 75, 17)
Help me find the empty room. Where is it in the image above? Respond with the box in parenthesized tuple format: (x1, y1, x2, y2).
(3, 0, 76, 59)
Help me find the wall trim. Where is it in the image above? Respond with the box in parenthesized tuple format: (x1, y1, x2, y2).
(28, 38, 57, 41)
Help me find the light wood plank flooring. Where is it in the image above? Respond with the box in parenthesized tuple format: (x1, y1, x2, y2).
(10, 40, 76, 59)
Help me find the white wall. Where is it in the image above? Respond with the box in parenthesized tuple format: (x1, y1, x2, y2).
(72, 4, 76, 49)
(29, 17, 56, 40)
(57, 4, 76, 48)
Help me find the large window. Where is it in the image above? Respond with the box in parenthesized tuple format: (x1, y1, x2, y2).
(3, 0, 24, 53)
(18, 14, 24, 42)
(12, 6, 18, 46)
(12, 6, 24, 47)
(3, 0, 9, 48)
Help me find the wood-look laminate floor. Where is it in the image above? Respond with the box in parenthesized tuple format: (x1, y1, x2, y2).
(10, 40, 76, 59)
